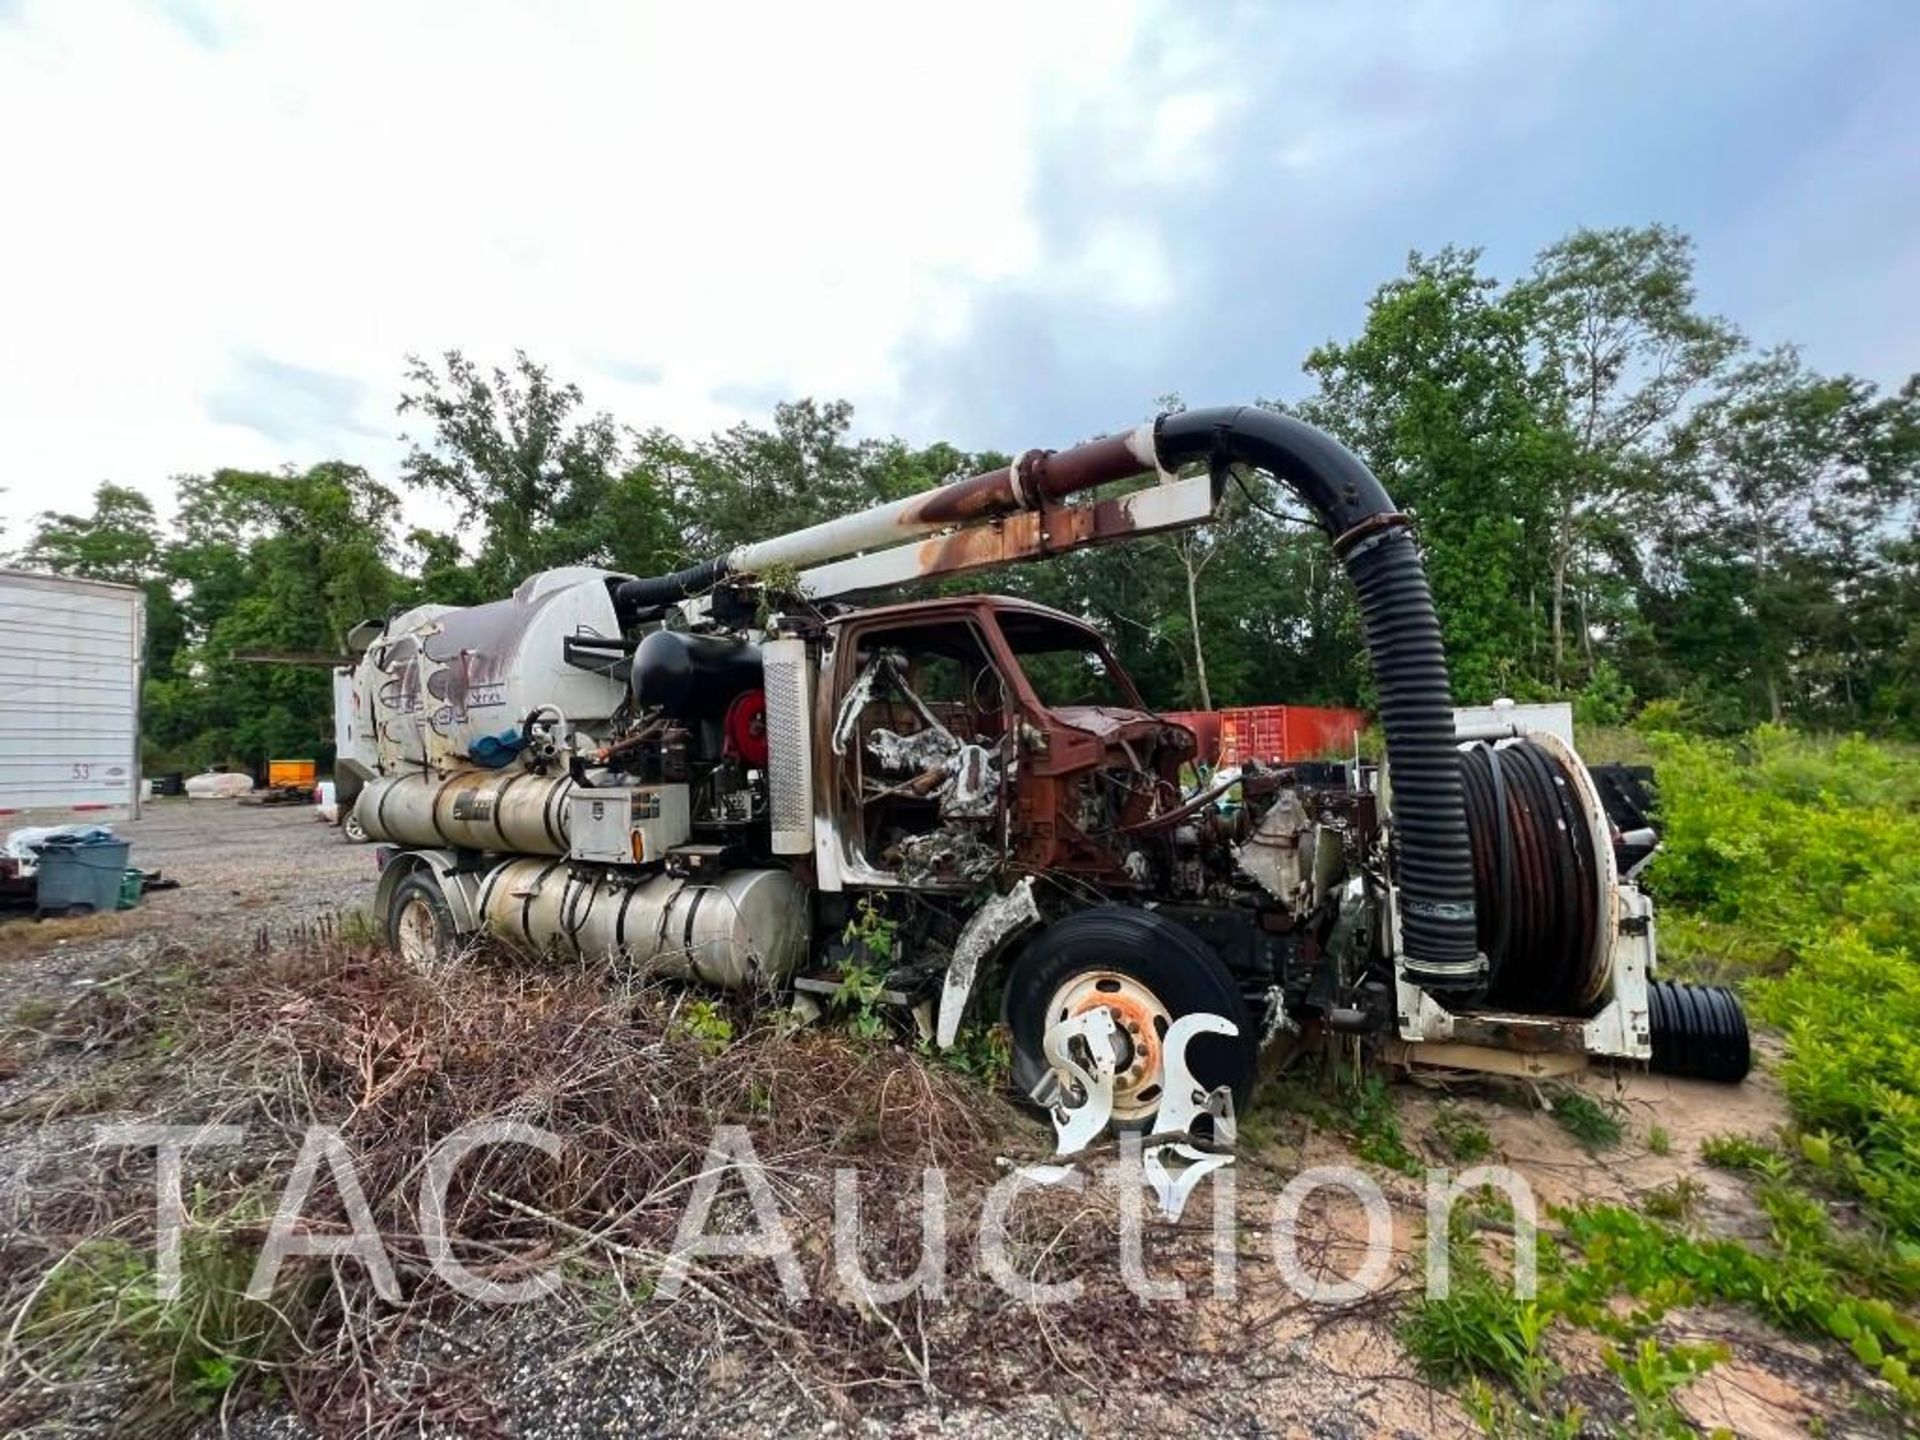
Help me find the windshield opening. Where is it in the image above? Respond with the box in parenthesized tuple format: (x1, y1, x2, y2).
(996, 611, 1139, 710)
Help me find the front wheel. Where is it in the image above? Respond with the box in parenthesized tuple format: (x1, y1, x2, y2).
(1004, 906, 1255, 1128)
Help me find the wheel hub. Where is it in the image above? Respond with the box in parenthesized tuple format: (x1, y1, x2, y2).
(396, 896, 439, 967)
(1046, 970, 1174, 1122)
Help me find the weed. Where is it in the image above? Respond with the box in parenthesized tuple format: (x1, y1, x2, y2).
(335, 907, 381, 947)
(1701, 1132, 1784, 1176)
(1647, 729, 1920, 1243)
(1546, 1088, 1623, 1150)
(1432, 1105, 1495, 1164)
(19, 1222, 311, 1420)
(1555, 1204, 1920, 1406)
(1261, 1066, 1421, 1174)
(1401, 1220, 1554, 1398)
(1344, 1071, 1421, 1175)
(1604, 1337, 1727, 1439)
(1460, 1381, 1586, 1440)
(930, 1020, 1012, 1087)
(1647, 1125, 1671, 1157)
(829, 963, 888, 1039)
(9, 994, 59, 1027)
(833, 897, 897, 1039)
(1640, 1177, 1706, 1223)
(673, 997, 734, 1055)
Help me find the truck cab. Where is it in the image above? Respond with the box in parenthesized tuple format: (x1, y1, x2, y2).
(818, 596, 1195, 891)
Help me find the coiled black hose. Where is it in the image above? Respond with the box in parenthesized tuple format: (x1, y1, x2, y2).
(1459, 739, 1602, 1013)
(1156, 408, 1483, 995)
(1648, 980, 1751, 1083)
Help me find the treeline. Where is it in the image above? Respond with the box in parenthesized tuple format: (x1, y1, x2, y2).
(14, 225, 1919, 771)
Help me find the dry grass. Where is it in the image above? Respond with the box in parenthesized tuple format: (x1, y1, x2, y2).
(0, 910, 143, 964)
(0, 924, 1260, 1437)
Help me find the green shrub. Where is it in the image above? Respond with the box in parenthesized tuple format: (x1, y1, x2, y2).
(1647, 729, 1920, 1244)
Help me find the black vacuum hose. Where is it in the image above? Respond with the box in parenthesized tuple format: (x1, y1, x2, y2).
(1648, 980, 1751, 1083)
(1155, 407, 1483, 995)
(612, 557, 731, 625)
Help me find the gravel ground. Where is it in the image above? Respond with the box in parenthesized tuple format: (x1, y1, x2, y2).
(89, 795, 376, 929)
(0, 798, 374, 1102)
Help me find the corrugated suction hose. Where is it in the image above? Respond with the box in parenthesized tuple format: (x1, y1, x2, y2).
(1648, 980, 1752, 1083)
(1155, 407, 1484, 997)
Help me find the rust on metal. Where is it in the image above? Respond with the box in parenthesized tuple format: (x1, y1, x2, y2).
(894, 486, 1172, 587)
(1329, 509, 1410, 557)
(1026, 432, 1153, 502)
(903, 432, 1153, 530)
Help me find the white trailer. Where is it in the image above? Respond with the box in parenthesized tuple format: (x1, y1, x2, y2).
(0, 569, 144, 824)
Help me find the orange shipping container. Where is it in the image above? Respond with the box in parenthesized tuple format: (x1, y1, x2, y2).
(1216, 706, 1366, 766)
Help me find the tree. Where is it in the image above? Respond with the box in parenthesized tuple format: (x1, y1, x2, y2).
(1665, 352, 1920, 724)
(159, 464, 408, 767)
(398, 350, 633, 591)
(24, 482, 162, 585)
(1301, 247, 1560, 704)
(1510, 225, 1740, 677)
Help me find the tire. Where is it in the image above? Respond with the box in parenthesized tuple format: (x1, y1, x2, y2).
(385, 870, 455, 968)
(342, 811, 369, 844)
(1004, 905, 1256, 1127)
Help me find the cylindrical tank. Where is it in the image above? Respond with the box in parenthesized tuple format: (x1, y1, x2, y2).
(475, 858, 810, 989)
(355, 770, 576, 855)
(632, 630, 763, 720)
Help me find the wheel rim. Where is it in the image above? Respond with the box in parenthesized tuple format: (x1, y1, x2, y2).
(396, 896, 440, 967)
(344, 814, 367, 842)
(1045, 970, 1174, 1122)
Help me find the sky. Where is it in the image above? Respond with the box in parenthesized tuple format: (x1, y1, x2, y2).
(0, 0, 1915, 546)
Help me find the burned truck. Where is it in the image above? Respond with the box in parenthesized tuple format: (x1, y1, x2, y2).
(336, 406, 1748, 1124)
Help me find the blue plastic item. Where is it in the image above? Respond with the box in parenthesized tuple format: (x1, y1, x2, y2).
(35, 840, 133, 916)
(468, 729, 527, 768)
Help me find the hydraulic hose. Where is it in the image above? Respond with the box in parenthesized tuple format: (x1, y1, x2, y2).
(1154, 407, 1483, 994)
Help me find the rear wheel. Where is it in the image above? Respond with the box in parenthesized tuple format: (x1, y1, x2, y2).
(385, 871, 454, 968)
(342, 811, 369, 843)
(1004, 906, 1255, 1127)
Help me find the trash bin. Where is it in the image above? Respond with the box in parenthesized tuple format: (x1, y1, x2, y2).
(118, 869, 145, 910)
(35, 840, 133, 916)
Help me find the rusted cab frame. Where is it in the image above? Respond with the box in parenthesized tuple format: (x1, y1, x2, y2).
(814, 594, 1194, 889)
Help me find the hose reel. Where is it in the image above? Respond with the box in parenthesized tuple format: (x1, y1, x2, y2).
(1457, 736, 1612, 1014)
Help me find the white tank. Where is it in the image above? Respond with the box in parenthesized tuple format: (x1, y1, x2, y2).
(352, 569, 630, 775)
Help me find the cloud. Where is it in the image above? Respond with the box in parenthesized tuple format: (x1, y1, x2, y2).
(892, 2, 1920, 449)
(0, 0, 1912, 547)
(153, 0, 231, 50)
(204, 354, 377, 446)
